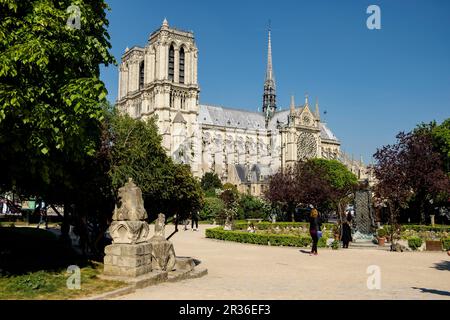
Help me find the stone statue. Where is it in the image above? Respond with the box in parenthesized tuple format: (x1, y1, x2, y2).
(149, 213, 176, 271)
(109, 178, 149, 244)
(104, 178, 152, 278)
(154, 213, 166, 238)
(112, 178, 148, 221)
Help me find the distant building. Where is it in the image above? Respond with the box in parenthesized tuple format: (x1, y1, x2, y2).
(116, 19, 370, 195)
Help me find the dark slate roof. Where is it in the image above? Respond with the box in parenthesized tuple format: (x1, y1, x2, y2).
(173, 111, 187, 124)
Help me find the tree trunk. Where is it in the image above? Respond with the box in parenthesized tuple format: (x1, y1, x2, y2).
(419, 199, 426, 225)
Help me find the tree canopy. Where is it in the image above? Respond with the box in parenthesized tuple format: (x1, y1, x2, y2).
(373, 127, 450, 224)
(265, 159, 358, 221)
(0, 0, 115, 199)
(200, 172, 222, 195)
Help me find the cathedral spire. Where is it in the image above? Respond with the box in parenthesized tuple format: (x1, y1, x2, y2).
(315, 97, 320, 120)
(290, 95, 295, 114)
(262, 22, 277, 121)
(265, 24, 274, 82)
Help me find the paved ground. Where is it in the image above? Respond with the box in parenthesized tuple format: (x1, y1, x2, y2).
(116, 224, 450, 300)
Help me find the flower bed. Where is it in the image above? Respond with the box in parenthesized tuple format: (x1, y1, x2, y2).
(205, 227, 330, 248)
(233, 221, 335, 231)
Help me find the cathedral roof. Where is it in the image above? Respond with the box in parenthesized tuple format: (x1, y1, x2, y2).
(320, 123, 339, 142)
(199, 104, 266, 130)
(198, 104, 339, 142)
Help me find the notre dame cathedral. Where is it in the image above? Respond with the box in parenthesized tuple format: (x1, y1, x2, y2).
(116, 19, 368, 196)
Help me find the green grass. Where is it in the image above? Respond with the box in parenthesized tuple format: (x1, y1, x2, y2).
(0, 226, 127, 299)
(0, 262, 126, 300)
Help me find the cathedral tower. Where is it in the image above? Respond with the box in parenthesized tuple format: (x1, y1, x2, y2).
(116, 19, 201, 174)
(262, 26, 276, 123)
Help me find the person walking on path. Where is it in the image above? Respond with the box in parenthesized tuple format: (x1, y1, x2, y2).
(36, 201, 48, 229)
(341, 211, 353, 248)
(309, 205, 321, 255)
(191, 211, 199, 231)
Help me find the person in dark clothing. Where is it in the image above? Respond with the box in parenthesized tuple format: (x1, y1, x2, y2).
(309, 205, 321, 255)
(191, 211, 199, 231)
(341, 212, 353, 248)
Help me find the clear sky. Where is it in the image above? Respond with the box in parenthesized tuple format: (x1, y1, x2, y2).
(101, 0, 450, 163)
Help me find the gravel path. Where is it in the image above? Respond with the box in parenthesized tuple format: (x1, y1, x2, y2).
(117, 224, 450, 300)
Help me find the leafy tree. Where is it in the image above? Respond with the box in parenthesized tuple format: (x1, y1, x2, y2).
(105, 111, 204, 231)
(200, 172, 222, 195)
(431, 119, 450, 174)
(373, 130, 450, 232)
(218, 183, 239, 226)
(0, 0, 115, 195)
(264, 167, 297, 221)
(0, 0, 115, 251)
(302, 159, 358, 222)
(200, 197, 225, 222)
(237, 194, 270, 220)
(265, 159, 357, 222)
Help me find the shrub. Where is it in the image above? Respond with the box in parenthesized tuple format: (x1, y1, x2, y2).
(407, 237, 423, 250)
(237, 195, 270, 220)
(401, 224, 450, 233)
(233, 221, 335, 231)
(331, 240, 339, 250)
(205, 227, 312, 248)
(318, 236, 327, 248)
(442, 238, 450, 251)
(200, 197, 225, 222)
(377, 228, 387, 238)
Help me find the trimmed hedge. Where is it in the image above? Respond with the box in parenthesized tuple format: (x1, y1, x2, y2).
(205, 227, 331, 248)
(407, 237, 423, 251)
(233, 221, 335, 231)
(442, 238, 450, 251)
(400, 224, 450, 233)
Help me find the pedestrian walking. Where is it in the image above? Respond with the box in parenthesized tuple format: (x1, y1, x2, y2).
(191, 211, 199, 231)
(341, 211, 353, 248)
(309, 205, 322, 255)
(36, 201, 48, 229)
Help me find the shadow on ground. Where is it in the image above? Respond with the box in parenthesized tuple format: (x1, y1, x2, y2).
(0, 227, 88, 275)
(431, 260, 450, 271)
(412, 287, 450, 297)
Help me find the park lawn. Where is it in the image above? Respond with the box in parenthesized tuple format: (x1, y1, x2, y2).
(0, 261, 126, 300)
(0, 226, 127, 300)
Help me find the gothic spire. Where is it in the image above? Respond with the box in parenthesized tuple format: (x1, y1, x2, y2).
(265, 25, 274, 83)
(315, 97, 320, 119)
(290, 95, 295, 114)
(262, 22, 277, 120)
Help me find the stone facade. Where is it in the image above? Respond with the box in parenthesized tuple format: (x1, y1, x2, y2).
(116, 19, 371, 196)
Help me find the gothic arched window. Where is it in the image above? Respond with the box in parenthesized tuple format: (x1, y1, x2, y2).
(179, 47, 185, 84)
(168, 45, 175, 81)
(139, 61, 144, 89)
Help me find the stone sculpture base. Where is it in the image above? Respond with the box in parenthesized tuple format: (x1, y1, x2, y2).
(149, 236, 176, 271)
(104, 243, 153, 277)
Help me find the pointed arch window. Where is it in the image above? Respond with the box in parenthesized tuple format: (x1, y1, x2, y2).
(168, 45, 175, 81)
(139, 61, 145, 89)
(179, 47, 185, 84)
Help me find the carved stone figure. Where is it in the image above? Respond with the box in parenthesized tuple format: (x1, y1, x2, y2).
(104, 178, 152, 278)
(112, 178, 148, 221)
(149, 213, 176, 271)
(154, 213, 166, 238)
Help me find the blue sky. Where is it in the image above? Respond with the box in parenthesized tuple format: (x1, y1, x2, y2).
(101, 0, 450, 163)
